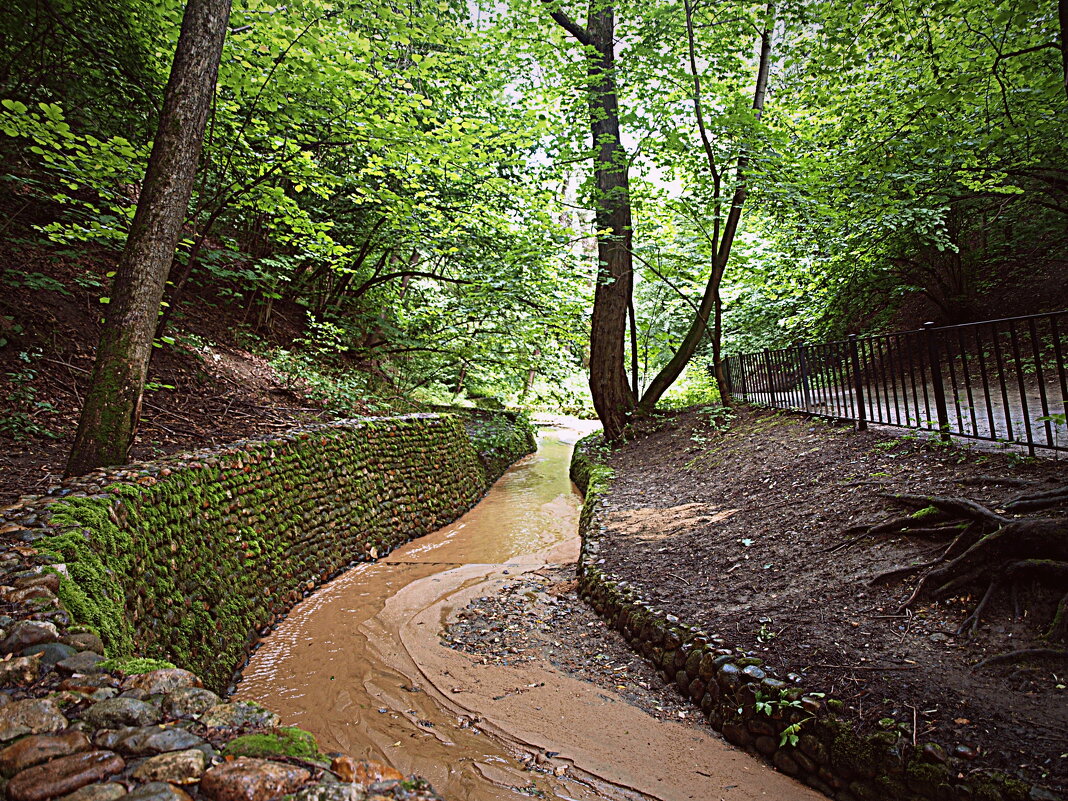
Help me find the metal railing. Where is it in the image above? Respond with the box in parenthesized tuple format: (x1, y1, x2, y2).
(723, 311, 1068, 455)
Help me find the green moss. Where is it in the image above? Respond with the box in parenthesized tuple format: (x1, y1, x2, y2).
(96, 656, 176, 674)
(41, 495, 136, 657)
(909, 505, 940, 520)
(222, 728, 323, 762)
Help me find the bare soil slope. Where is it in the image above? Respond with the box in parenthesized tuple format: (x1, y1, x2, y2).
(594, 407, 1068, 793)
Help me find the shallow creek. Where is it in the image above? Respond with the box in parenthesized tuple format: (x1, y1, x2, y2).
(235, 422, 820, 801)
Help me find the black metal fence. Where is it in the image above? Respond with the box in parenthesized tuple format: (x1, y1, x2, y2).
(723, 311, 1068, 455)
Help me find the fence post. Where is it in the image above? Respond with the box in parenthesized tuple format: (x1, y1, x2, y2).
(798, 342, 812, 410)
(848, 335, 867, 431)
(763, 349, 776, 406)
(924, 321, 951, 442)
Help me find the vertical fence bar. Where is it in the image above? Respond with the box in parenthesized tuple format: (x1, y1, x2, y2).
(849, 335, 866, 431)
(945, 333, 964, 434)
(1027, 317, 1053, 449)
(975, 324, 996, 441)
(991, 322, 1015, 442)
(924, 322, 951, 442)
(799, 343, 812, 411)
(904, 332, 920, 427)
(764, 349, 776, 408)
(957, 326, 979, 438)
(1008, 324, 1036, 457)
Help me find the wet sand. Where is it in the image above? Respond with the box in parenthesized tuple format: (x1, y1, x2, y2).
(235, 420, 821, 801)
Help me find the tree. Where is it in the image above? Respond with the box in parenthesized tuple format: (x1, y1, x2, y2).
(636, 1, 775, 411)
(546, 0, 637, 441)
(65, 0, 231, 476)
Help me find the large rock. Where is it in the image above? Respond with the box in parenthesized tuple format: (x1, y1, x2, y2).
(81, 697, 160, 729)
(5, 750, 124, 801)
(0, 620, 59, 654)
(161, 687, 221, 719)
(200, 702, 279, 729)
(200, 757, 310, 801)
(0, 730, 91, 777)
(122, 669, 201, 696)
(0, 698, 68, 741)
(130, 748, 207, 784)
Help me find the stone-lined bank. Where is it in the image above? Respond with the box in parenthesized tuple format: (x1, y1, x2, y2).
(0, 411, 535, 801)
(569, 434, 1053, 801)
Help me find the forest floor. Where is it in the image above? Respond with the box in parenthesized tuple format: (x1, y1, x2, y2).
(0, 238, 379, 505)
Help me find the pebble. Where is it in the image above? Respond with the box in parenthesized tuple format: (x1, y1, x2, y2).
(0, 620, 60, 654)
(200, 757, 310, 801)
(56, 782, 127, 801)
(287, 786, 366, 801)
(81, 697, 161, 729)
(123, 782, 193, 801)
(57, 651, 107, 675)
(5, 749, 124, 801)
(0, 653, 42, 686)
(130, 748, 207, 784)
(330, 756, 405, 785)
(0, 730, 91, 777)
(22, 641, 77, 667)
(0, 697, 68, 741)
(101, 725, 205, 756)
(200, 702, 279, 729)
(161, 687, 221, 719)
(61, 633, 106, 654)
(122, 669, 201, 696)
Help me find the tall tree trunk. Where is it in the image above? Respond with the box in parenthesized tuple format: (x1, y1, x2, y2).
(547, 2, 637, 441)
(65, 0, 232, 476)
(637, 2, 775, 413)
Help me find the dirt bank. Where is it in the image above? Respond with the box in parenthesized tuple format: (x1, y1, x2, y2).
(588, 406, 1068, 794)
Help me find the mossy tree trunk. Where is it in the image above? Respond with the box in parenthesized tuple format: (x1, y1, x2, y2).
(65, 0, 232, 477)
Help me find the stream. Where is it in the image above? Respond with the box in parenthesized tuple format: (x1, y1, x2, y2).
(235, 420, 821, 801)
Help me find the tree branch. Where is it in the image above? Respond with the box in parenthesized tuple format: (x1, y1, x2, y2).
(543, 2, 593, 47)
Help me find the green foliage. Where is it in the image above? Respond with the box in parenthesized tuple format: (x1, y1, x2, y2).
(658, 365, 721, 410)
(1, 349, 61, 441)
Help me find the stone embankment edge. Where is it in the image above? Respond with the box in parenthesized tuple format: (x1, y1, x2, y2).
(0, 411, 536, 801)
(569, 433, 1053, 801)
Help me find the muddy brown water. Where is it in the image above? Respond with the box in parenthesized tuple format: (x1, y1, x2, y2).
(235, 421, 820, 801)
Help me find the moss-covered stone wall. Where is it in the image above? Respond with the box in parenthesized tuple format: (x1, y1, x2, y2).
(2, 412, 531, 692)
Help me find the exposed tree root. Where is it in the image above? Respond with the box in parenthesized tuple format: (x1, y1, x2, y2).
(865, 492, 1068, 638)
(972, 648, 1068, 671)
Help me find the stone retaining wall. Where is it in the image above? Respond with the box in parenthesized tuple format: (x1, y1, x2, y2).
(569, 434, 1048, 801)
(2, 412, 532, 693)
(0, 411, 536, 801)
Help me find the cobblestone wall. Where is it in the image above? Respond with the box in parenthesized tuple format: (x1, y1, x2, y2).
(2, 413, 520, 692)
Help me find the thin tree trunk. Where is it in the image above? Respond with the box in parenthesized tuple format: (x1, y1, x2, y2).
(637, 2, 775, 413)
(65, 0, 232, 476)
